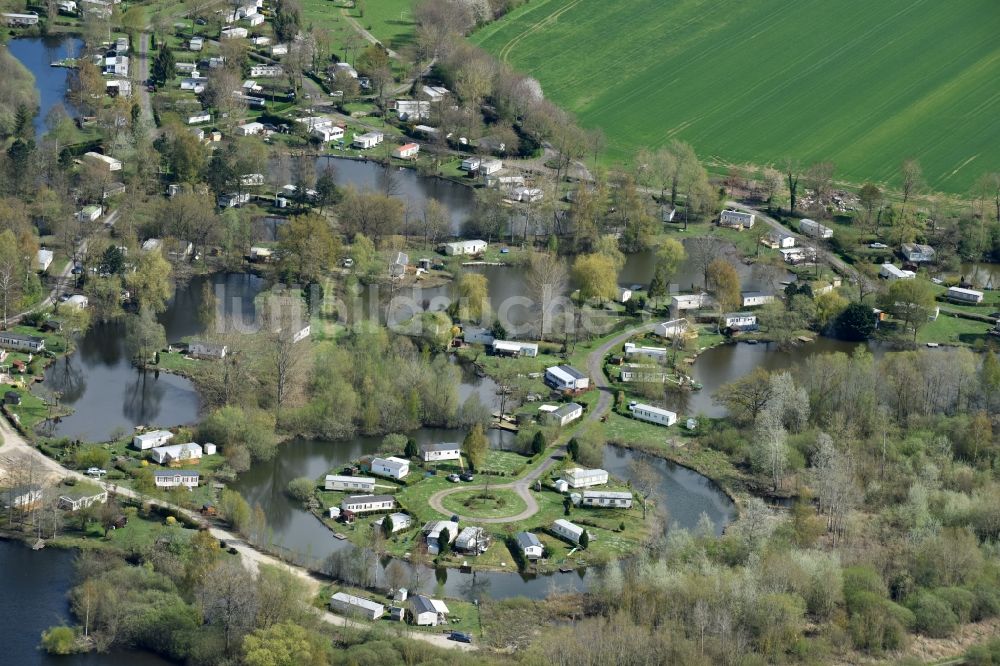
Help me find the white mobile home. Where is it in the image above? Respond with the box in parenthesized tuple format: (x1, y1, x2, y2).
(546, 402, 584, 427)
(442, 239, 487, 256)
(723, 312, 758, 330)
(409, 595, 450, 626)
(946, 286, 984, 304)
(491, 340, 539, 357)
(340, 495, 395, 514)
(670, 293, 712, 312)
(324, 475, 377, 492)
(741, 292, 775, 308)
(329, 592, 384, 620)
(220, 26, 248, 39)
(0, 332, 45, 352)
(188, 113, 211, 125)
(551, 519, 590, 545)
(394, 100, 430, 121)
(370, 456, 409, 479)
(631, 403, 677, 427)
(901, 243, 936, 263)
(624, 342, 668, 359)
(392, 143, 420, 159)
(313, 125, 345, 143)
(581, 490, 633, 508)
(249, 64, 282, 77)
(515, 531, 543, 560)
(153, 470, 199, 489)
(799, 218, 833, 239)
(58, 488, 108, 511)
(719, 209, 755, 229)
(762, 231, 795, 249)
(460, 157, 482, 172)
(420, 443, 462, 463)
(374, 512, 412, 533)
(83, 152, 122, 172)
(189, 37, 204, 51)
(150, 442, 203, 464)
(36, 249, 54, 272)
(545, 365, 589, 391)
(653, 318, 694, 340)
(77, 205, 103, 222)
(422, 520, 457, 555)
(352, 131, 384, 149)
(562, 467, 609, 489)
(189, 342, 228, 359)
(454, 526, 490, 554)
(133, 430, 174, 450)
(236, 122, 265, 136)
(879, 263, 916, 281)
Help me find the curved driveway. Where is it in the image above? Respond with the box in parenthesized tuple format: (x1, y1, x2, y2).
(427, 322, 658, 523)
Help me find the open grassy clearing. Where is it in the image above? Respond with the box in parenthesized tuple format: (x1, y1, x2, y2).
(440, 488, 527, 519)
(474, 0, 1000, 192)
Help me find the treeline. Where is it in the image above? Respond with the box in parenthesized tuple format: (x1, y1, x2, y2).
(46, 534, 497, 665)
(624, 346, 1000, 660)
(285, 324, 492, 440)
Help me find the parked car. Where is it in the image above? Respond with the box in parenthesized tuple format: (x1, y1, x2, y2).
(459, 473, 474, 482)
(868, 242, 888, 249)
(449, 631, 473, 644)
(447, 474, 460, 483)
(86, 467, 107, 477)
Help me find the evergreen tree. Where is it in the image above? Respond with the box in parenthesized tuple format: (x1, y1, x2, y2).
(438, 527, 450, 556)
(531, 431, 546, 455)
(381, 514, 393, 538)
(579, 529, 590, 549)
(151, 44, 176, 85)
(404, 438, 418, 458)
(567, 437, 580, 461)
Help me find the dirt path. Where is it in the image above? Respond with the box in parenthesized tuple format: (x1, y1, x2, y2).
(340, 9, 400, 59)
(428, 323, 656, 522)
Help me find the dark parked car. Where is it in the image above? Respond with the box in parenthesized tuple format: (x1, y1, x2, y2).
(449, 631, 473, 644)
(459, 473, 474, 482)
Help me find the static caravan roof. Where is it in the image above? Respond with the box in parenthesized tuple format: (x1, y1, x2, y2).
(553, 403, 582, 417)
(421, 442, 460, 453)
(548, 365, 586, 381)
(633, 403, 675, 419)
(330, 592, 384, 614)
(583, 490, 633, 500)
(553, 519, 584, 538)
(516, 531, 541, 549)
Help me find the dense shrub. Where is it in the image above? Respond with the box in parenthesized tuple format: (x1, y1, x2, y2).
(910, 591, 959, 638)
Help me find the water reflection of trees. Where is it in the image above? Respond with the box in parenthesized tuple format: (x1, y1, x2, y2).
(121, 368, 167, 424)
(44, 356, 86, 403)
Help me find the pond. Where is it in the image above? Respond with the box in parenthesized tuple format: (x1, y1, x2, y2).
(40, 273, 264, 442)
(7, 36, 82, 139)
(231, 431, 735, 601)
(0, 539, 175, 666)
(315, 156, 476, 232)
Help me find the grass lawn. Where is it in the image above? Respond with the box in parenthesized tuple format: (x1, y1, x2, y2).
(440, 488, 527, 520)
(916, 313, 996, 347)
(3, 387, 51, 431)
(473, 0, 999, 192)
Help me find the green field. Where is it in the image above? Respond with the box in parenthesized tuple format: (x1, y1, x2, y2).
(474, 0, 1000, 192)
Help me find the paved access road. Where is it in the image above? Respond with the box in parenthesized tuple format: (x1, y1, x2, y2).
(0, 417, 473, 651)
(427, 322, 657, 523)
